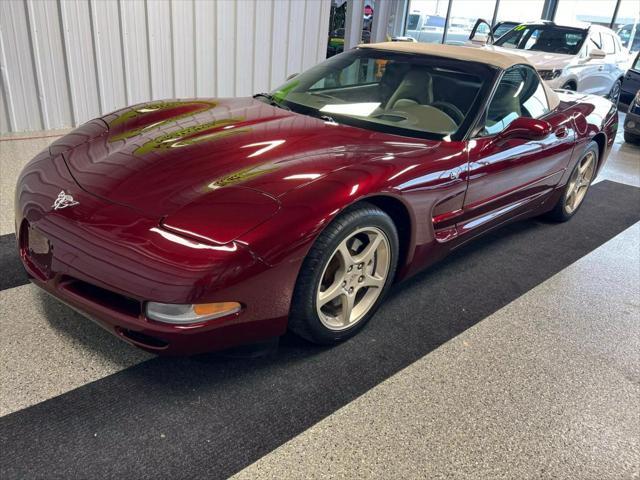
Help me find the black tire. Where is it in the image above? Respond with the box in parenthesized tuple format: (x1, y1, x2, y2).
(561, 82, 576, 91)
(624, 131, 640, 144)
(608, 79, 622, 106)
(289, 202, 399, 344)
(546, 141, 599, 222)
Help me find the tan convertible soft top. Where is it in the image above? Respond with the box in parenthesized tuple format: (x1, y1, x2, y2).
(359, 42, 530, 69)
(359, 42, 560, 110)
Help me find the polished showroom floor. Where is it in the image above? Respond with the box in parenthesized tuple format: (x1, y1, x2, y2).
(0, 114, 638, 479)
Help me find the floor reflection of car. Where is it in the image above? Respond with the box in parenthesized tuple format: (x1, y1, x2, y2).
(621, 52, 640, 107)
(491, 21, 627, 104)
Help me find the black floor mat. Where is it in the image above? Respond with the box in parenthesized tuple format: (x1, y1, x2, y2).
(1, 180, 639, 480)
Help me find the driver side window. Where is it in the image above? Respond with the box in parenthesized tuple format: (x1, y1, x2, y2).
(482, 66, 550, 136)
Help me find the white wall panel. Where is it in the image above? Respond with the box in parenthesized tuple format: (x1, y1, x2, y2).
(215, 0, 236, 97)
(253, 0, 273, 93)
(119, 0, 151, 105)
(287, 0, 306, 77)
(26, 0, 73, 129)
(147, 0, 174, 99)
(172, 0, 196, 98)
(194, 0, 217, 97)
(59, 0, 100, 125)
(0, 0, 42, 131)
(0, 0, 331, 133)
(270, 0, 290, 88)
(236, 0, 255, 95)
(90, 0, 126, 113)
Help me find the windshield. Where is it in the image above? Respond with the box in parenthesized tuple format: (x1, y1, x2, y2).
(495, 24, 587, 55)
(268, 49, 493, 140)
(493, 23, 518, 39)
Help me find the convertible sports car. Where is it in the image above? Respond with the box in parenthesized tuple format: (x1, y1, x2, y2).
(15, 43, 617, 355)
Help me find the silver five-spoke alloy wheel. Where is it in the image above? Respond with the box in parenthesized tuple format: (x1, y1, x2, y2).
(564, 151, 596, 215)
(316, 226, 391, 330)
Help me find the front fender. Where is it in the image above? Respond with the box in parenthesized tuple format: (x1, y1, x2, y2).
(239, 164, 415, 268)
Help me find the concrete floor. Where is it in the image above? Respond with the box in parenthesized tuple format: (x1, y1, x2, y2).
(1, 113, 639, 478)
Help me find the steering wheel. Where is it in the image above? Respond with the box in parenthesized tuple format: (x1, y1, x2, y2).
(430, 101, 465, 125)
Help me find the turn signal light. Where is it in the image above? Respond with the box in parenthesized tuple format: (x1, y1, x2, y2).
(193, 302, 241, 316)
(146, 301, 241, 324)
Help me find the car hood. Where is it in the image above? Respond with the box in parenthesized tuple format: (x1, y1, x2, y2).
(491, 47, 575, 69)
(53, 98, 378, 220)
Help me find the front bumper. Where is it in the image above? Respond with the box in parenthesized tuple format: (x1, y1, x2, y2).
(623, 111, 640, 136)
(16, 155, 293, 355)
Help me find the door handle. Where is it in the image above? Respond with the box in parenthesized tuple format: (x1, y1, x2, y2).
(555, 126, 568, 138)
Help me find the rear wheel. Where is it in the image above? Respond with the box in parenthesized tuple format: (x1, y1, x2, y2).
(289, 203, 399, 344)
(546, 142, 598, 222)
(561, 81, 576, 91)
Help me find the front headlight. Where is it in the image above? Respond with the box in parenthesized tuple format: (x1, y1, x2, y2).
(631, 91, 640, 109)
(146, 302, 241, 324)
(538, 69, 563, 81)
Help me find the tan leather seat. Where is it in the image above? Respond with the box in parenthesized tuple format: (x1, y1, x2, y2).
(387, 69, 434, 109)
(487, 82, 522, 127)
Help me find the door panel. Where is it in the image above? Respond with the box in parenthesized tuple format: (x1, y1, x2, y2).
(459, 111, 575, 234)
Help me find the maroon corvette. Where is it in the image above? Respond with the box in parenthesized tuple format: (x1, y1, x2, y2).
(16, 43, 617, 355)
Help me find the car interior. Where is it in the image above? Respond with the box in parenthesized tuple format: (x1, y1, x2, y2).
(284, 58, 484, 136)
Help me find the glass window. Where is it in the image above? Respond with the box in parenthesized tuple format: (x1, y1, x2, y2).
(271, 49, 492, 139)
(601, 33, 616, 54)
(494, 0, 545, 24)
(494, 24, 587, 55)
(554, 0, 618, 28)
(443, 0, 497, 46)
(612, 0, 640, 55)
(482, 66, 549, 136)
(405, 1, 451, 44)
(634, 53, 640, 70)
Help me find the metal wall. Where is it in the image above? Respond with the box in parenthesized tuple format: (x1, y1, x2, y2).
(0, 0, 332, 134)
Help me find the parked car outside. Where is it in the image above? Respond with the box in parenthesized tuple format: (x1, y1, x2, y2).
(620, 51, 640, 107)
(623, 90, 640, 144)
(490, 21, 627, 104)
(405, 12, 446, 43)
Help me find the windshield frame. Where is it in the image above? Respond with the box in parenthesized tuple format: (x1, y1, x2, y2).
(270, 48, 500, 142)
(494, 24, 588, 55)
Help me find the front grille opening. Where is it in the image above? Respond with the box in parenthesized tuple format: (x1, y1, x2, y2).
(61, 278, 141, 318)
(117, 328, 169, 349)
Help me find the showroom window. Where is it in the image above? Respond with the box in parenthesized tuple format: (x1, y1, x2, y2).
(494, 0, 546, 24)
(443, 0, 497, 45)
(405, 0, 451, 43)
(554, 0, 618, 27)
(611, 0, 640, 54)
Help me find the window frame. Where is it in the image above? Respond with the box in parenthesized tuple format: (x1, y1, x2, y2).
(471, 64, 552, 139)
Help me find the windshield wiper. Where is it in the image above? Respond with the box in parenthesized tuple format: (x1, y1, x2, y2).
(253, 93, 290, 110)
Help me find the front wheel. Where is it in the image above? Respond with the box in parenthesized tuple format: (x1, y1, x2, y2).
(546, 142, 598, 222)
(608, 79, 622, 107)
(289, 203, 399, 344)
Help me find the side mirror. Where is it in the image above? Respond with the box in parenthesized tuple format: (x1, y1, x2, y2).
(497, 117, 552, 141)
(588, 48, 606, 60)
